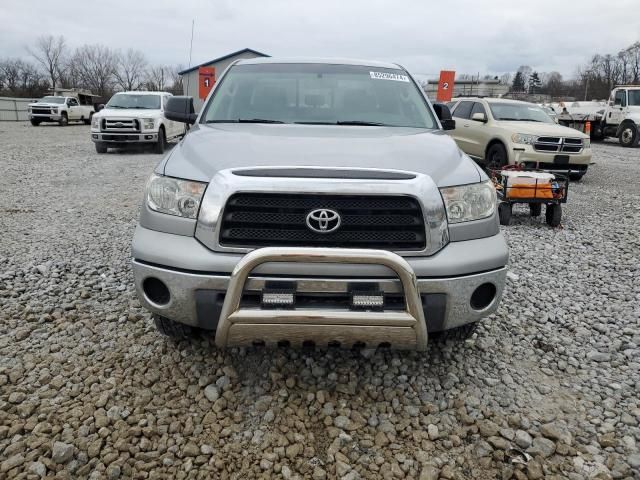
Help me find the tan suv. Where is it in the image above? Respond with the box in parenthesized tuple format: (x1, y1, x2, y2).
(447, 98, 591, 180)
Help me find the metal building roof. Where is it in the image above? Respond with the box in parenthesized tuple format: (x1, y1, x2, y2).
(178, 48, 270, 75)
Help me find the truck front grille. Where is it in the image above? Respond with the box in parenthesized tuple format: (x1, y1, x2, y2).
(534, 137, 583, 153)
(219, 193, 426, 250)
(32, 108, 52, 114)
(101, 118, 140, 132)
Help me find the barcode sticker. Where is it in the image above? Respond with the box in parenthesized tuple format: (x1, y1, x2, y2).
(369, 71, 410, 82)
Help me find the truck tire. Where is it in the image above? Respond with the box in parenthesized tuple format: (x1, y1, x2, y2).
(545, 204, 562, 227)
(30, 119, 40, 126)
(486, 143, 508, 170)
(498, 202, 512, 226)
(83, 113, 93, 125)
(59, 113, 68, 127)
(569, 171, 586, 181)
(153, 314, 196, 339)
(154, 127, 166, 154)
(95, 142, 108, 154)
(529, 203, 542, 217)
(619, 123, 638, 147)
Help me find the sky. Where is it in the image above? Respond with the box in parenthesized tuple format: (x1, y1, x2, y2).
(1, 0, 639, 80)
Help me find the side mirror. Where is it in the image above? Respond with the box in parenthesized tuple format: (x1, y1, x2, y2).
(471, 112, 487, 123)
(433, 103, 456, 131)
(165, 96, 197, 124)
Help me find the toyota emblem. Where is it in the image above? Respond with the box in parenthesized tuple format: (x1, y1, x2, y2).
(306, 209, 341, 233)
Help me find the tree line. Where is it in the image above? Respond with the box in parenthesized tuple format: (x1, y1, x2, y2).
(508, 40, 640, 100)
(0, 35, 183, 100)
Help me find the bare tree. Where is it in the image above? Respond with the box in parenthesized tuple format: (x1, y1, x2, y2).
(0, 58, 47, 96)
(27, 35, 66, 90)
(72, 44, 117, 97)
(114, 49, 147, 91)
(144, 65, 172, 91)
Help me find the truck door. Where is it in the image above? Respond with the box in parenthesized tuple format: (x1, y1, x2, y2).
(608, 89, 627, 125)
(162, 95, 180, 138)
(67, 98, 80, 120)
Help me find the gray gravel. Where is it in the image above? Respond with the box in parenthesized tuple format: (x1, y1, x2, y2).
(1, 122, 639, 479)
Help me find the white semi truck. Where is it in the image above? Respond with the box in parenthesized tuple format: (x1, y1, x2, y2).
(556, 85, 640, 147)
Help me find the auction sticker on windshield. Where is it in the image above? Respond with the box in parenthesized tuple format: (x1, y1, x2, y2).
(370, 71, 410, 82)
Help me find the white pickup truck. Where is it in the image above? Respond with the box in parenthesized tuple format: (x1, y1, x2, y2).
(90, 91, 183, 154)
(28, 95, 95, 126)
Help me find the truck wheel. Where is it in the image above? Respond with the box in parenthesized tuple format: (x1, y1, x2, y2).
(486, 143, 508, 170)
(545, 204, 562, 227)
(30, 119, 40, 126)
(591, 124, 605, 141)
(153, 314, 196, 339)
(59, 113, 68, 127)
(436, 322, 478, 342)
(154, 127, 166, 154)
(95, 142, 108, 154)
(529, 203, 542, 217)
(498, 202, 512, 226)
(619, 124, 638, 147)
(569, 171, 585, 181)
(83, 113, 92, 125)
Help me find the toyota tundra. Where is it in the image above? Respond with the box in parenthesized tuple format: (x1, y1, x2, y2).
(131, 58, 509, 351)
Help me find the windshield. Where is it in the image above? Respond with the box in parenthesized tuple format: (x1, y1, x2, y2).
(38, 96, 65, 104)
(202, 63, 437, 128)
(628, 90, 640, 106)
(489, 103, 554, 123)
(106, 93, 161, 109)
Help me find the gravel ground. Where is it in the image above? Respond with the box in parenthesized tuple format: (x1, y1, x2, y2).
(1, 122, 639, 480)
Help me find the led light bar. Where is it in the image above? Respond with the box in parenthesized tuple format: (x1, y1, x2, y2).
(351, 292, 385, 309)
(261, 289, 296, 308)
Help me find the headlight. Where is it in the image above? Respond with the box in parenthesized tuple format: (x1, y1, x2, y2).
(52, 108, 58, 114)
(142, 118, 155, 130)
(91, 117, 101, 129)
(511, 133, 537, 145)
(146, 174, 206, 219)
(583, 138, 591, 148)
(440, 181, 496, 224)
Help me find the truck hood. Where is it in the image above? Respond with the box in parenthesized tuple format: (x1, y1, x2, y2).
(28, 103, 61, 107)
(94, 108, 159, 119)
(162, 124, 483, 187)
(497, 121, 589, 138)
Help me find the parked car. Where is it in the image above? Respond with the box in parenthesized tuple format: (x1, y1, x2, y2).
(90, 91, 183, 154)
(131, 58, 509, 351)
(447, 97, 592, 180)
(28, 95, 95, 126)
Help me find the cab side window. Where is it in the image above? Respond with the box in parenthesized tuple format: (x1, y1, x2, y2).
(471, 102, 486, 117)
(614, 90, 627, 107)
(68, 98, 79, 106)
(452, 101, 473, 119)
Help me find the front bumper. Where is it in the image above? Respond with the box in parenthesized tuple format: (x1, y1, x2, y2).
(91, 132, 158, 143)
(29, 113, 62, 121)
(131, 226, 508, 350)
(511, 146, 592, 172)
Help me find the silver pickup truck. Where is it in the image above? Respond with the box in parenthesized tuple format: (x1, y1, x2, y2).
(131, 58, 508, 351)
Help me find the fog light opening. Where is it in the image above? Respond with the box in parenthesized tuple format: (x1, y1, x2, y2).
(470, 283, 497, 310)
(143, 277, 170, 306)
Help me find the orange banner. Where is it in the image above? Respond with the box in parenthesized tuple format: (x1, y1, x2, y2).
(436, 70, 456, 102)
(199, 66, 216, 99)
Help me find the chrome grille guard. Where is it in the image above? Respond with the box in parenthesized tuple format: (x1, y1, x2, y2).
(215, 247, 428, 351)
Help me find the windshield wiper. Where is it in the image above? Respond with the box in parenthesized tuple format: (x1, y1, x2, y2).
(107, 105, 126, 109)
(238, 118, 285, 124)
(336, 120, 388, 126)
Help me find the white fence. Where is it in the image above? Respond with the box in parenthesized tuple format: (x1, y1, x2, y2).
(0, 97, 36, 121)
